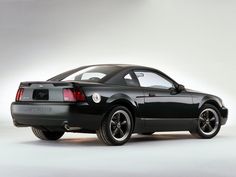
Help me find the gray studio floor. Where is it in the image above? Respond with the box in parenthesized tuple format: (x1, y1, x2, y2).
(0, 121, 235, 177)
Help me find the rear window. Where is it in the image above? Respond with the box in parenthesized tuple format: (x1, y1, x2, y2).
(62, 66, 120, 82)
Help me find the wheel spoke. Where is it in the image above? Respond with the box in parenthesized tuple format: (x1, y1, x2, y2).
(121, 120, 127, 125)
(112, 128, 119, 136)
(199, 116, 205, 122)
(206, 110, 209, 118)
(201, 123, 207, 131)
(210, 117, 216, 122)
(111, 120, 116, 125)
(119, 128, 125, 137)
(208, 124, 213, 131)
(116, 113, 120, 122)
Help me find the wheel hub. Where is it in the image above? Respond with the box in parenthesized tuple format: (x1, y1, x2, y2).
(117, 123, 121, 129)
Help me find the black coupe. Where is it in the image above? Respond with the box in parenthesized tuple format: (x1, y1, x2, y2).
(11, 64, 228, 145)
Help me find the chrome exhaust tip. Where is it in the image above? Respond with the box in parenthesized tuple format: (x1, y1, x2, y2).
(64, 123, 70, 131)
(64, 123, 81, 131)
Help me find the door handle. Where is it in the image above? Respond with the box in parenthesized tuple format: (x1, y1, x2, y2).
(148, 93, 156, 97)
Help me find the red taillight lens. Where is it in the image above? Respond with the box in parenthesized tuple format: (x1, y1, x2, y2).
(63, 89, 75, 102)
(63, 89, 85, 102)
(73, 89, 86, 101)
(16, 88, 24, 101)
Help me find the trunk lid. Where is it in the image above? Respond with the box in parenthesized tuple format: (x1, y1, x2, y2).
(18, 81, 75, 102)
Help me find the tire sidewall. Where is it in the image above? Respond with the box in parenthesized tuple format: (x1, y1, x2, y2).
(32, 127, 64, 140)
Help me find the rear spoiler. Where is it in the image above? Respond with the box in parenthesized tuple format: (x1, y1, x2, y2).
(20, 81, 74, 87)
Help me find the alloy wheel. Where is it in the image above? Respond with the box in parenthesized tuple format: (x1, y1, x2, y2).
(198, 108, 219, 136)
(109, 110, 131, 141)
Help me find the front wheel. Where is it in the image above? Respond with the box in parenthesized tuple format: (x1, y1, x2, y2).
(32, 127, 64, 140)
(96, 106, 133, 145)
(190, 104, 221, 139)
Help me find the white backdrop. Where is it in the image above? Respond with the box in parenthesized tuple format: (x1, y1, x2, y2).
(0, 0, 235, 125)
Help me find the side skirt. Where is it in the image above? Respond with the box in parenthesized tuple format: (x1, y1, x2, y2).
(136, 118, 198, 133)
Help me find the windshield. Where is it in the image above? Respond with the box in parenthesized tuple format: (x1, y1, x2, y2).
(61, 66, 121, 82)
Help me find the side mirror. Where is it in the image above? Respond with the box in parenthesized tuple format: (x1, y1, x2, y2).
(177, 84, 185, 92)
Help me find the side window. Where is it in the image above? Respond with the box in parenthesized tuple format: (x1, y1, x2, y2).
(80, 72, 105, 80)
(124, 73, 139, 87)
(134, 71, 174, 89)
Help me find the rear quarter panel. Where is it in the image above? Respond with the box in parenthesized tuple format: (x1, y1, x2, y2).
(82, 85, 144, 115)
(81, 84, 145, 131)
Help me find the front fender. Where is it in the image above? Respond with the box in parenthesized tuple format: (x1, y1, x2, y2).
(199, 95, 223, 109)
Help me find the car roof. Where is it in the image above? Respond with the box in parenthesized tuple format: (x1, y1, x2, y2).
(81, 64, 155, 70)
(89, 64, 178, 86)
(48, 64, 178, 87)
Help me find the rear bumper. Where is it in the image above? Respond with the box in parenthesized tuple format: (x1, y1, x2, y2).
(220, 106, 228, 125)
(11, 102, 103, 131)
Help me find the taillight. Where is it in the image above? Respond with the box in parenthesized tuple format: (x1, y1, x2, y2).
(63, 88, 86, 102)
(73, 89, 86, 101)
(16, 88, 24, 101)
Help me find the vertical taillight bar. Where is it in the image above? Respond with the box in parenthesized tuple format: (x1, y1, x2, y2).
(15, 88, 24, 101)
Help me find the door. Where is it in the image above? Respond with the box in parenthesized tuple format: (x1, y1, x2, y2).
(134, 70, 195, 131)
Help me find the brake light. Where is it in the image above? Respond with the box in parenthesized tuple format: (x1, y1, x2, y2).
(16, 88, 24, 101)
(63, 89, 75, 101)
(74, 89, 86, 101)
(63, 89, 86, 102)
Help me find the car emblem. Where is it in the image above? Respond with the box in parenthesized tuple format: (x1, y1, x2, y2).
(92, 93, 101, 103)
(39, 85, 43, 88)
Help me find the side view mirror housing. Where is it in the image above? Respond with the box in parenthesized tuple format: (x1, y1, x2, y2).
(177, 84, 185, 92)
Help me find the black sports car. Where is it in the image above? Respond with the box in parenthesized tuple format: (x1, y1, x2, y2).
(11, 64, 228, 145)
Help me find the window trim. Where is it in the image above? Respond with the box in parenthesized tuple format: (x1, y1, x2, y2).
(122, 71, 140, 87)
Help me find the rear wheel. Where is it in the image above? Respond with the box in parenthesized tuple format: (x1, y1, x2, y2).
(32, 127, 64, 140)
(96, 106, 133, 145)
(190, 104, 221, 139)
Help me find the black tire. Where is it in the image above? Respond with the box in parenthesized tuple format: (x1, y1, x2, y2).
(190, 104, 221, 139)
(139, 132, 155, 135)
(32, 127, 64, 140)
(96, 106, 133, 145)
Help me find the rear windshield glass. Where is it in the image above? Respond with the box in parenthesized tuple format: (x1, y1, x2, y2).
(62, 66, 120, 82)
